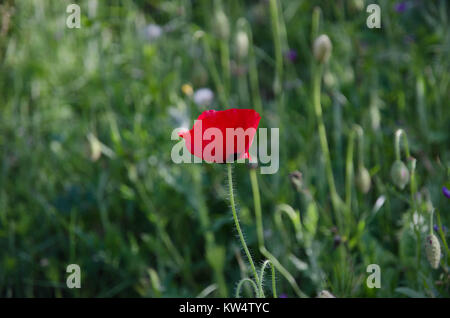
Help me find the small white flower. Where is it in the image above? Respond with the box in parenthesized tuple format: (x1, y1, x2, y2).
(193, 88, 214, 106)
(145, 24, 163, 41)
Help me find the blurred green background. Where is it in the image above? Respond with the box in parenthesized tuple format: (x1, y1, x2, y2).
(0, 0, 449, 297)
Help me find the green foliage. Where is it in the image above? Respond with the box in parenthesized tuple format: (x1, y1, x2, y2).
(0, 0, 449, 297)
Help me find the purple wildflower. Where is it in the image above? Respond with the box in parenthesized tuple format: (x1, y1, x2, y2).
(434, 224, 447, 233)
(443, 186, 450, 199)
(279, 293, 288, 298)
(284, 49, 298, 63)
(394, 2, 408, 13)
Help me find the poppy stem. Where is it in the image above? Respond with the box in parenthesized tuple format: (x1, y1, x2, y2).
(227, 163, 260, 288)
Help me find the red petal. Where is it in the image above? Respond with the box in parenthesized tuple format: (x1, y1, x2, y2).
(181, 109, 261, 163)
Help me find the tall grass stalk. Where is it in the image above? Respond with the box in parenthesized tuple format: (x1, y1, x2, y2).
(269, 0, 283, 100)
(313, 63, 343, 225)
(241, 20, 263, 115)
(197, 32, 228, 106)
(193, 167, 228, 297)
(220, 40, 231, 96)
(395, 129, 421, 271)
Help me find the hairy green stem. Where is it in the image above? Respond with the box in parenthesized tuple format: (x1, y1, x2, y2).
(259, 260, 277, 298)
(227, 164, 260, 286)
(260, 247, 307, 298)
(236, 278, 259, 298)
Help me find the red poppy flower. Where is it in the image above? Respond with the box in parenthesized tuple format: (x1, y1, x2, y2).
(178, 108, 261, 163)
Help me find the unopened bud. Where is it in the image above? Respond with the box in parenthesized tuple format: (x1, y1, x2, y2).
(356, 166, 371, 194)
(236, 31, 249, 59)
(313, 34, 332, 63)
(370, 104, 381, 131)
(390, 160, 410, 190)
(289, 171, 303, 192)
(214, 11, 229, 40)
(425, 234, 441, 269)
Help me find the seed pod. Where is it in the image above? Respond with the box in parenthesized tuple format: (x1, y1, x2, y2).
(214, 11, 229, 40)
(235, 31, 249, 59)
(425, 234, 441, 269)
(356, 166, 371, 194)
(317, 290, 336, 298)
(313, 34, 332, 64)
(390, 160, 410, 190)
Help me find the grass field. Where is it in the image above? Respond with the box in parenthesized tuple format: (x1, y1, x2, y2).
(0, 0, 449, 297)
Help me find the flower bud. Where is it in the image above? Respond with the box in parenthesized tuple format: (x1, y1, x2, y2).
(289, 171, 303, 193)
(235, 31, 249, 59)
(350, 0, 364, 12)
(333, 235, 342, 248)
(87, 133, 102, 161)
(214, 11, 229, 40)
(313, 34, 332, 64)
(317, 290, 336, 298)
(370, 104, 381, 131)
(355, 166, 371, 194)
(390, 160, 410, 190)
(425, 234, 441, 269)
